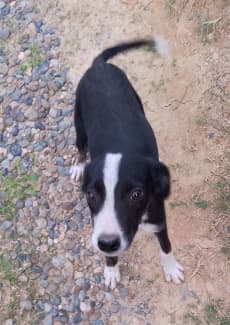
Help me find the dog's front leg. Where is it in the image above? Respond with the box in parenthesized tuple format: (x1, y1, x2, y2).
(104, 256, 120, 289)
(155, 228, 184, 284)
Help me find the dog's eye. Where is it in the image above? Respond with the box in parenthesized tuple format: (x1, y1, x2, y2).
(86, 190, 97, 202)
(130, 189, 144, 201)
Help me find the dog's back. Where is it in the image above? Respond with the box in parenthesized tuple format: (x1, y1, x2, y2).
(76, 40, 162, 159)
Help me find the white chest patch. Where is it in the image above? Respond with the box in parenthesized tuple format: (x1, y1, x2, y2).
(92, 153, 127, 254)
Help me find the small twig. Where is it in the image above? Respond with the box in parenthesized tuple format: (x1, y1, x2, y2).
(190, 258, 202, 279)
(202, 17, 222, 26)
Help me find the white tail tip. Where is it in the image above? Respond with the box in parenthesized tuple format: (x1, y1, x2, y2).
(155, 38, 170, 58)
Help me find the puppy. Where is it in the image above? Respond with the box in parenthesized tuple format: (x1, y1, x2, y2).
(71, 39, 184, 289)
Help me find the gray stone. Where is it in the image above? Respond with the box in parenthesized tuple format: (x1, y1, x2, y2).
(24, 109, 39, 121)
(11, 125, 19, 136)
(20, 300, 32, 311)
(43, 314, 52, 325)
(40, 279, 48, 288)
(9, 142, 22, 156)
(50, 295, 61, 306)
(36, 218, 47, 229)
(16, 200, 25, 209)
(59, 119, 71, 130)
(34, 140, 48, 152)
(0, 2, 6, 10)
(119, 288, 129, 298)
(34, 121, 45, 130)
(4, 117, 14, 127)
(10, 90, 21, 102)
(90, 321, 104, 325)
(0, 28, 10, 40)
(1, 220, 12, 230)
(72, 312, 82, 324)
(110, 302, 120, 313)
(35, 300, 45, 312)
(0, 63, 8, 75)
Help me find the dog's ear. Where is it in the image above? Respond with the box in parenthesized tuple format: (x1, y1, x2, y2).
(151, 161, 170, 199)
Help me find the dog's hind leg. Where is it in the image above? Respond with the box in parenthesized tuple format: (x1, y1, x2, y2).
(70, 94, 88, 181)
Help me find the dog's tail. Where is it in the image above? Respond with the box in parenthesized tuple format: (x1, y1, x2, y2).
(93, 38, 169, 65)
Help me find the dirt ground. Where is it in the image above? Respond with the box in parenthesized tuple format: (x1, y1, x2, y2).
(40, 0, 229, 323)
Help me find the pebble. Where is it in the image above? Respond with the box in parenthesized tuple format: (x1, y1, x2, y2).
(11, 125, 19, 136)
(119, 288, 129, 298)
(110, 303, 120, 313)
(0, 28, 10, 40)
(43, 314, 52, 325)
(9, 142, 22, 156)
(20, 300, 32, 311)
(1, 220, 12, 230)
(50, 295, 62, 306)
(36, 218, 47, 229)
(72, 312, 82, 324)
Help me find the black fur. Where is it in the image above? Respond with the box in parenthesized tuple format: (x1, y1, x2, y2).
(74, 39, 172, 260)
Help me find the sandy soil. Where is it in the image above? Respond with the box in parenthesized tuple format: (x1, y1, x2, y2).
(40, 0, 230, 323)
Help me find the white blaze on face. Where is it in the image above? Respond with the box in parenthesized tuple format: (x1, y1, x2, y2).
(92, 153, 127, 254)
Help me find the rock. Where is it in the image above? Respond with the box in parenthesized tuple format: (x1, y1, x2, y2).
(0, 1, 6, 10)
(11, 125, 19, 136)
(20, 300, 32, 311)
(34, 140, 48, 151)
(25, 94, 33, 106)
(3, 320, 14, 325)
(36, 218, 47, 229)
(4, 117, 13, 127)
(10, 90, 21, 102)
(72, 312, 82, 324)
(34, 121, 45, 130)
(90, 321, 104, 325)
(50, 295, 61, 306)
(14, 111, 25, 122)
(34, 20, 43, 33)
(119, 288, 129, 298)
(9, 142, 22, 156)
(56, 157, 64, 166)
(80, 302, 92, 313)
(24, 109, 39, 121)
(110, 302, 120, 313)
(62, 201, 75, 210)
(43, 314, 52, 325)
(32, 265, 43, 273)
(1, 220, 12, 230)
(0, 28, 10, 40)
(35, 300, 45, 313)
(0, 63, 8, 75)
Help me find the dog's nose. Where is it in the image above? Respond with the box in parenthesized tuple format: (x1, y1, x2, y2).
(98, 234, 120, 253)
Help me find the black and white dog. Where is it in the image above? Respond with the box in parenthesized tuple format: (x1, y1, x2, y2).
(70, 39, 184, 289)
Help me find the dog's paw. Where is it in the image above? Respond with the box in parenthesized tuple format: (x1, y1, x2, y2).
(70, 162, 86, 181)
(104, 265, 120, 289)
(160, 251, 184, 284)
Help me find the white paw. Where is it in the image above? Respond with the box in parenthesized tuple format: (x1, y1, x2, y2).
(104, 265, 120, 290)
(160, 251, 184, 284)
(70, 162, 86, 181)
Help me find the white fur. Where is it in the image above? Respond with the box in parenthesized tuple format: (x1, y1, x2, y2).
(160, 250, 184, 284)
(104, 264, 120, 289)
(155, 38, 170, 58)
(92, 153, 127, 255)
(70, 162, 86, 181)
(139, 223, 160, 233)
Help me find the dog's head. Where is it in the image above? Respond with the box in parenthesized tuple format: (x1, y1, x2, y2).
(82, 153, 170, 256)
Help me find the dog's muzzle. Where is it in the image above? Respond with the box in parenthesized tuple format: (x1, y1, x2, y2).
(97, 234, 121, 253)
